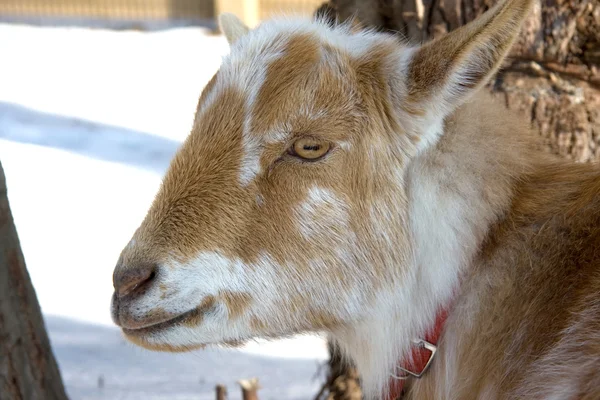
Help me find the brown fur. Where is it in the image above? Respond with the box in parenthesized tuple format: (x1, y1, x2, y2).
(220, 291, 253, 320)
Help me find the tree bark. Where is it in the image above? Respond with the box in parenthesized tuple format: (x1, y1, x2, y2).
(313, 1, 599, 398)
(314, 340, 362, 400)
(0, 160, 68, 400)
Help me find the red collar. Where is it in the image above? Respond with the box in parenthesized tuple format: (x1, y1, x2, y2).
(386, 306, 450, 400)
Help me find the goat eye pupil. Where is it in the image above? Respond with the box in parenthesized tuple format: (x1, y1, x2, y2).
(291, 138, 331, 160)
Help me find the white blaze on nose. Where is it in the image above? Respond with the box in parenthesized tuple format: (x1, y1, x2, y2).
(167, 251, 248, 293)
(164, 250, 282, 306)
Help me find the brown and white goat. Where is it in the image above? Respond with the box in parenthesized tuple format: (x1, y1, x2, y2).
(110, 0, 600, 398)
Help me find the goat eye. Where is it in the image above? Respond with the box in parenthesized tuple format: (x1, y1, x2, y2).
(290, 138, 331, 161)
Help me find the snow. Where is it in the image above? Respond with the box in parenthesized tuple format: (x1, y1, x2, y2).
(0, 22, 328, 399)
(47, 316, 325, 400)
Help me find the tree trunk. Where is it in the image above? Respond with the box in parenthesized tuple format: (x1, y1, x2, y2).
(313, 0, 599, 398)
(0, 160, 68, 400)
(314, 340, 362, 400)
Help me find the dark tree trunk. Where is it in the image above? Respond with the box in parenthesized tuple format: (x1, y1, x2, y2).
(314, 0, 599, 398)
(0, 160, 68, 400)
(314, 340, 362, 400)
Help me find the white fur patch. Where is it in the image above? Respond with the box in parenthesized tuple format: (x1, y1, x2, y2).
(296, 186, 349, 239)
(239, 134, 263, 186)
(121, 251, 280, 343)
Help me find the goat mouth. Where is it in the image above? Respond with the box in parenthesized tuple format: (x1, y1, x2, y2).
(121, 305, 251, 352)
(122, 309, 191, 336)
(122, 304, 214, 337)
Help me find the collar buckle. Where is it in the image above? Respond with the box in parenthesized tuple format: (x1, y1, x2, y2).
(390, 339, 437, 380)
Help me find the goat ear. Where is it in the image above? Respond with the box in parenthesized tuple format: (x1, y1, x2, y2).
(404, 0, 534, 116)
(219, 13, 250, 45)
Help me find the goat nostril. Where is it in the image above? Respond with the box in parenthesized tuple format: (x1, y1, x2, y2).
(115, 263, 157, 298)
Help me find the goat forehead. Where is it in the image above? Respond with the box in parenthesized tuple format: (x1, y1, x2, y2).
(223, 31, 357, 124)
(159, 22, 399, 197)
(199, 17, 400, 142)
(162, 21, 404, 198)
(190, 29, 366, 187)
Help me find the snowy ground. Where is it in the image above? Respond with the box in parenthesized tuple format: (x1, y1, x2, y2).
(48, 316, 325, 400)
(0, 22, 328, 399)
